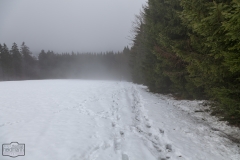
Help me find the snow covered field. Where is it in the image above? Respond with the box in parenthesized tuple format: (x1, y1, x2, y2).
(0, 80, 239, 160)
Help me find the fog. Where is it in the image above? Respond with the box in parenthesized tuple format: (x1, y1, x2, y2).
(0, 0, 147, 53)
(0, 0, 147, 81)
(36, 50, 132, 81)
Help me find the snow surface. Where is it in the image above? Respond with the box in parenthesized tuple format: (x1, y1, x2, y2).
(0, 80, 239, 160)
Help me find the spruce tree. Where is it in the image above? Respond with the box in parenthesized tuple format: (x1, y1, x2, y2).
(0, 44, 2, 79)
(0, 44, 13, 80)
(180, 0, 240, 123)
(11, 43, 22, 79)
(21, 42, 36, 79)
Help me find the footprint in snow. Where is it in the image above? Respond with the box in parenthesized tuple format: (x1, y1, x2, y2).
(166, 144, 172, 152)
(120, 131, 124, 137)
(146, 124, 151, 128)
(112, 122, 116, 127)
(122, 153, 129, 160)
(114, 137, 121, 151)
(159, 128, 164, 134)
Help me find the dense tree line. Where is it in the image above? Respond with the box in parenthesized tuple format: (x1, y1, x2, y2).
(130, 0, 240, 124)
(0, 42, 131, 81)
(0, 42, 38, 80)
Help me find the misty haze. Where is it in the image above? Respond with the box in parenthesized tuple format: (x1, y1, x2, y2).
(0, 0, 240, 160)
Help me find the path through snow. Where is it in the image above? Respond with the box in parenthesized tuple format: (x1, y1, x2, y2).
(0, 80, 239, 160)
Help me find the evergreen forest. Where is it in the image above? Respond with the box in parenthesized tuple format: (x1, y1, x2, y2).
(129, 0, 240, 125)
(1, 0, 240, 125)
(0, 42, 131, 81)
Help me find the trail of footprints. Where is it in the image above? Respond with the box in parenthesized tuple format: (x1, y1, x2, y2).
(70, 88, 130, 160)
(109, 86, 179, 160)
(0, 120, 25, 127)
(111, 88, 130, 160)
(69, 85, 183, 160)
(130, 86, 182, 160)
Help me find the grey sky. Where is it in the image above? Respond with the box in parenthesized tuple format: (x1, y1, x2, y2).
(0, 0, 147, 54)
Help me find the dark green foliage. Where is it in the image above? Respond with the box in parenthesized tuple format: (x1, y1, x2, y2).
(0, 44, 13, 80)
(0, 44, 3, 79)
(130, 0, 240, 124)
(11, 43, 22, 79)
(21, 42, 38, 79)
(180, 0, 240, 123)
(0, 43, 131, 82)
(129, 18, 147, 84)
(150, 0, 187, 94)
(130, 0, 199, 96)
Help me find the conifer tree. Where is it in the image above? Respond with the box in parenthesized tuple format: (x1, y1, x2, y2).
(0, 44, 13, 80)
(129, 0, 240, 123)
(11, 43, 22, 79)
(38, 50, 47, 77)
(0, 44, 3, 79)
(180, 0, 240, 123)
(21, 42, 36, 79)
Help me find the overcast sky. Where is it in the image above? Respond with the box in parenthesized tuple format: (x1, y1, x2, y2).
(0, 0, 147, 54)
